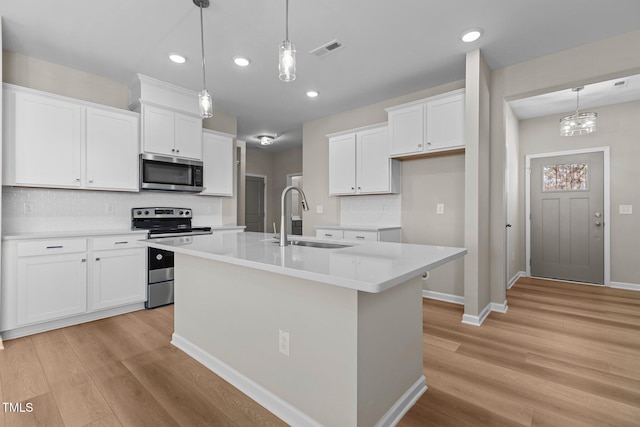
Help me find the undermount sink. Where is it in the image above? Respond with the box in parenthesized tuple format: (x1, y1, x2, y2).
(290, 240, 352, 249)
(265, 238, 352, 249)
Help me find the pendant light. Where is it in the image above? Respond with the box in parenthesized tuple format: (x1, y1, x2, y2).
(279, 0, 296, 82)
(194, 0, 213, 118)
(560, 87, 597, 136)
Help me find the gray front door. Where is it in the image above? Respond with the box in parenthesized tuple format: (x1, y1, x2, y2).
(245, 176, 265, 232)
(530, 152, 604, 284)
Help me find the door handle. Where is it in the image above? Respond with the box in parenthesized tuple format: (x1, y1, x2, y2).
(506, 224, 512, 228)
(595, 221, 602, 227)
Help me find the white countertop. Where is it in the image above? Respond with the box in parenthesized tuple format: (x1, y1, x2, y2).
(140, 232, 466, 293)
(315, 225, 401, 231)
(1, 225, 245, 241)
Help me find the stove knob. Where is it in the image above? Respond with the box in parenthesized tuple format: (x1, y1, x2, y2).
(179, 210, 184, 215)
(185, 210, 190, 216)
(136, 210, 142, 215)
(156, 254, 163, 261)
(144, 210, 149, 215)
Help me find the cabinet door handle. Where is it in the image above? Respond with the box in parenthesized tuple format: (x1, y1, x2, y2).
(426, 142, 432, 147)
(176, 149, 180, 153)
(81, 258, 87, 263)
(46, 245, 63, 249)
(351, 187, 355, 190)
(95, 257, 101, 261)
(357, 187, 361, 190)
(114, 241, 129, 245)
(418, 143, 423, 148)
(88, 179, 94, 183)
(74, 178, 80, 182)
(171, 148, 176, 152)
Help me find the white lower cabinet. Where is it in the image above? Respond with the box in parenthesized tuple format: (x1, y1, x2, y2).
(316, 228, 401, 243)
(17, 250, 88, 326)
(1, 234, 146, 337)
(90, 237, 146, 311)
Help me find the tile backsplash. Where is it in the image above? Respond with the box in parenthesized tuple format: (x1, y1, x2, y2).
(340, 194, 401, 227)
(2, 187, 223, 234)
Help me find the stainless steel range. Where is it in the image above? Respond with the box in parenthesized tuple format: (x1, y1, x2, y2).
(132, 207, 212, 308)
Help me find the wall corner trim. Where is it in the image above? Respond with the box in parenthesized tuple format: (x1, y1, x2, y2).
(508, 271, 527, 289)
(461, 302, 492, 327)
(610, 281, 640, 291)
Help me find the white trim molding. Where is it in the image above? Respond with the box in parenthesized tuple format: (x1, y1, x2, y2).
(375, 376, 427, 427)
(491, 301, 508, 313)
(461, 302, 492, 326)
(172, 333, 324, 427)
(611, 281, 640, 292)
(422, 290, 464, 305)
(508, 271, 526, 289)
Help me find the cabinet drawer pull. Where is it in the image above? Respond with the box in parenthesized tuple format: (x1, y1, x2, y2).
(355, 236, 365, 239)
(46, 245, 63, 249)
(114, 241, 129, 245)
(96, 258, 101, 261)
(81, 258, 87, 263)
(324, 233, 333, 237)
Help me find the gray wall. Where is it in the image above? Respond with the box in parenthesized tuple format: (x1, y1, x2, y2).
(302, 79, 466, 295)
(491, 29, 640, 299)
(518, 100, 640, 285)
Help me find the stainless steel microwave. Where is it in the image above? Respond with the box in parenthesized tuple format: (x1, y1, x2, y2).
(140, 153, 204, 193)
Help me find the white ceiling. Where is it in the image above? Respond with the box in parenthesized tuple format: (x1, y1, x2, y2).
(2, 0, 640, 151)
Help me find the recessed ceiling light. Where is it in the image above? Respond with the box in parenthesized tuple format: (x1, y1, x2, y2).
(233, 57, 250, 67)
(306, 90, 319, 98)
(461, 29, 483, 43)
(169, 53, 187, 64)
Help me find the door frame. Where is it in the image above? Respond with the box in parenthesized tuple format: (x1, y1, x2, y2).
(525, 146, 610, 286)
(245, 173, 267, 233)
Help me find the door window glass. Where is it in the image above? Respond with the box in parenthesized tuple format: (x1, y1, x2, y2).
(543, 162, 588, 191)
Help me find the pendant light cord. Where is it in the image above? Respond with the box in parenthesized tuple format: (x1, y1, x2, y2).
(285, 0, 289, 41)
(199, 2, 207, 89)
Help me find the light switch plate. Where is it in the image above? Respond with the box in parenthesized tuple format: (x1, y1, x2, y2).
(619, 205, 632, 215)
(436, 203, 445, 215)
(316, 205, 324, 214)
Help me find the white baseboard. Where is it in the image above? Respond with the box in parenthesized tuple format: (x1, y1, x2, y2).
(611, 281, 640, 291)
(375, 375, 427, 427)
(508, 271, 526, 289)
(0, 303, 145, 341)
(173, 333, 425, 427)
(490, 300, 508, 313)
(422, 290, 464, 305)
(172, 333, 323, 427)
(461, 302, 492, 327)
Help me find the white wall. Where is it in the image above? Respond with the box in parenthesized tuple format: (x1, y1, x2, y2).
(2, 187, 222, 234)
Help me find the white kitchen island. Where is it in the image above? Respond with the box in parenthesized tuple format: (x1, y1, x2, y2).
(141, 232, 466, 427)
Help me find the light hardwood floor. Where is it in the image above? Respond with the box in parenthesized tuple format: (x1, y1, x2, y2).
(0, 277, 638, 426)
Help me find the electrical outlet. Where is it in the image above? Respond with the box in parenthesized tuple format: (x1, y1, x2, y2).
(105, 203, 115, 215)
(279, 330, 290, 356)
(436, 203, 445, 215)
(23, 202, 34, 215)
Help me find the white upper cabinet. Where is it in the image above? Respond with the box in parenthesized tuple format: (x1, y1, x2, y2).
(201, 130, 234, 196)
(86, 107, 139, 191)
(13, 91, 83, 188)
(2, 84, 140, 191)
(328, 124, 400, 196)
(328, 133, 357, 195)
(141, 104, 203, 160)
(387, 89, 465, 158)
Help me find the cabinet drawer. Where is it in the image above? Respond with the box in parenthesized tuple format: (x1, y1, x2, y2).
(92, 235, 143, 251)
(343, 230, 379, 242)
(17, 239, 87, 257)
(315, 229, 344, 240)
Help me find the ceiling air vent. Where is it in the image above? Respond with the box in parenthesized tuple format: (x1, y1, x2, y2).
(310, 39, 344, 57)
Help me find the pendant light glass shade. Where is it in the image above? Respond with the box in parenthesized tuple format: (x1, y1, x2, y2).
(279, 0, 296, 82)
(195, 0, 213, 118)
(199, 89, 213, 118)
(560, 87, 596, 136)
(279, 40, 296, 82)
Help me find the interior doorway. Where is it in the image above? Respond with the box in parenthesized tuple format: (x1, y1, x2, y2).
(245, 174, 266, 232)
(526, 147, 610, 285)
